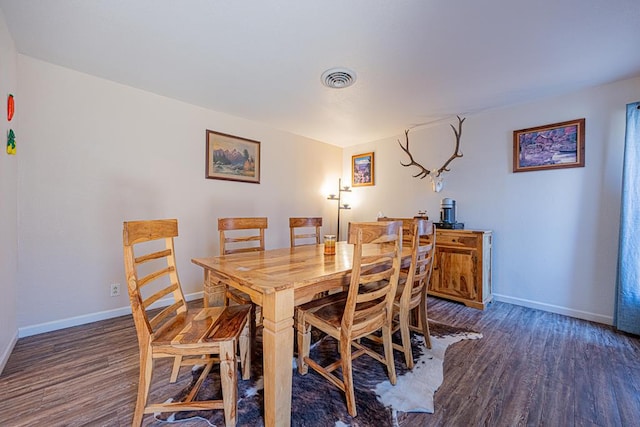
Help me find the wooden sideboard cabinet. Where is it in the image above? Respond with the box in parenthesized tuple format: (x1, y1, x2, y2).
(428, 229, 492, 309)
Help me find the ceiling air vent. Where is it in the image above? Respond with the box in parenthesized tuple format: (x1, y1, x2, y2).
(321, 67, 357, 89)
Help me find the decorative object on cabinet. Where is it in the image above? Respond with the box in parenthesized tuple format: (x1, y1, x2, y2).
(206, 129, 260, 183)
(6, 129, 15, 155)
(7, 94, 14, 121)
(435, 198, 464, 229)
(352, 152, 375, 187)
(428, 229, 492, 310)
(513, 118, 585, 172)
(398, 115, 465, 192)
(326, 178, 351, 240)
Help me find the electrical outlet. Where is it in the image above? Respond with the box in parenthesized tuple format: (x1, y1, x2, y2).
(110, 283, 121, 297)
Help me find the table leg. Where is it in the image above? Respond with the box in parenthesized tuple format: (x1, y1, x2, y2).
(261, 288, 294, 427)
(203, 270, 226, 307)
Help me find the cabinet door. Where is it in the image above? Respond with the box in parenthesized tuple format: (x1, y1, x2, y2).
(431, 245, 478, 300)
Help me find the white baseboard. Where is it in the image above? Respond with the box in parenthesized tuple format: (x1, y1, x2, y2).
(16, 291, 613, 339)
(0, 330, 18, 375)
(493, 293, 613, 325)
(17, 291, 204, 338)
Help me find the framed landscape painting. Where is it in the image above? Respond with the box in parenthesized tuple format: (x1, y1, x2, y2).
(206, 130, 261, 183)
(352, 152, 375, 187)
(513, 118, 585, 173)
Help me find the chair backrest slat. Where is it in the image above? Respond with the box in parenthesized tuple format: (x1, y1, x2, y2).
(356, 283, 389, 302)
(149, 300, 185, 330)
(124, 219, 178, 245)
(143, 282, 179, 309)
(137, 266, 174, 288)
(135, 249, 173, 265)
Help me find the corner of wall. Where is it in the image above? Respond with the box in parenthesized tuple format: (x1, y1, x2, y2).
(0, 330, 18, 375)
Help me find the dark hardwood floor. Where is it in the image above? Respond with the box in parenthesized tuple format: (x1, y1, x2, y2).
(1, 298, 638, 426)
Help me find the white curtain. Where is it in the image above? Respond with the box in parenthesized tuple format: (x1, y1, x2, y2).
(615, 101, 640, 335)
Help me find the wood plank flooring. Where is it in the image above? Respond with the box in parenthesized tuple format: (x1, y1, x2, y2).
(1, 298, 638, 426)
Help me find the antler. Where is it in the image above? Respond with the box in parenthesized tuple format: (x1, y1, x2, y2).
(435, 116, 465, 176)
(398, 129, 431, 179)
(398, 115, 465, 179)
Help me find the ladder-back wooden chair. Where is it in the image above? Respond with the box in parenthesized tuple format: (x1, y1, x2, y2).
(218, 217, 268, 254)
(217, 217, 268, 350)
(391, 219, 436, 368)
(295, 221, 402, 417)
(368, 219, 436, 368)
(123, 219, 251, 427)
(289, 217, 322, 247)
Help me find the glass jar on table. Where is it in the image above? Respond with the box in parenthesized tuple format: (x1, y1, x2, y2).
(323, 235, 336, 255)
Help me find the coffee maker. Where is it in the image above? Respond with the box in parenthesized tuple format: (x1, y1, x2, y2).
(436, 198, 464, 229)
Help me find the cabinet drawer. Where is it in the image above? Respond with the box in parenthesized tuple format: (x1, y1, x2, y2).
(436, 232, 478, 249)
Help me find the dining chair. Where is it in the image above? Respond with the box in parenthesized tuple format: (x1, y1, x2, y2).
(289, 217, 322, 247)
(218, 217, 268, 352)
(295, 221, 403, 417)
(218, 217, 268, 254)
(390, 219, 436, 368)
(368, 219, 435, 367)
(123, 219, 251, 427)
(376, 216, 434, 318)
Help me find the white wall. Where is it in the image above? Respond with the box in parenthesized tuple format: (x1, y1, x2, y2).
(343, 76, 640, 324)
(0, 8, 18, 372)
(15, 56, 341, 333)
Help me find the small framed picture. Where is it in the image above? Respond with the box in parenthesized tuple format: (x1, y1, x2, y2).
(352, 152, 375, 187)
(206, 130, 260, 183)
(513, 118, 585, 173)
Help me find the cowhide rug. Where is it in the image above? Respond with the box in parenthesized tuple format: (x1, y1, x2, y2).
(154, 321, 482, 426)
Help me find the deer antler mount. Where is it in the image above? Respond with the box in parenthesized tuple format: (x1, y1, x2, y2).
(398, 115, 465, 192)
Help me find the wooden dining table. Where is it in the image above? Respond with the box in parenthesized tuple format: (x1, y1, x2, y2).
(192, 241, 412, 427)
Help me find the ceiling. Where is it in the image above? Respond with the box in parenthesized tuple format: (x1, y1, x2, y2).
(1, 1, 639, 147)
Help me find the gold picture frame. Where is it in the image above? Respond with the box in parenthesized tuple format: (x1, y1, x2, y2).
(206, 130, 260, 183)
(352, 152, 375, 187)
